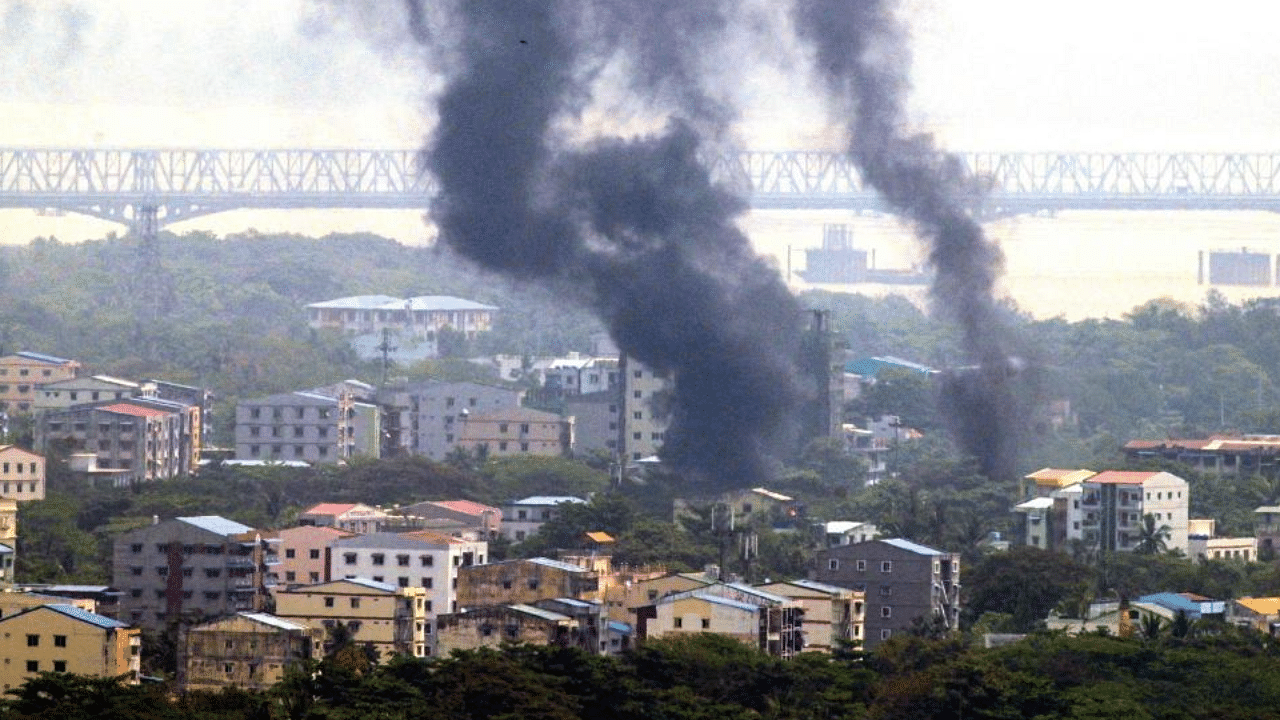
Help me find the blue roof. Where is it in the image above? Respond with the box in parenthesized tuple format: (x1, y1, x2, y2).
(608, 620, 633, 635)
(882, 538, 947, 556)
(777, 578, 851, 595)
(688, 593, 760, 612)
(15, 351, 73, 365)
(43, 604, 129, 629)
(1138, 593, 1217, 614)
(845, 356, 936, 377)
(179, 516, 254, 536)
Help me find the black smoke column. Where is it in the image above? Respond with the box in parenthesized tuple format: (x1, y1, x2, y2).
(417, 0, 804, 488)
(792, 0, 1024, 479)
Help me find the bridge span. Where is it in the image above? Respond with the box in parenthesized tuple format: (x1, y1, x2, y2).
(2, 148, 1280, 229)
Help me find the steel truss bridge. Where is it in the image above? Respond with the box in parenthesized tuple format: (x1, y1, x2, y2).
(3, 148, 1280, 232)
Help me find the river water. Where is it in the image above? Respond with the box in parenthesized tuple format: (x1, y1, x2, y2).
(4, 206, 1280, 322)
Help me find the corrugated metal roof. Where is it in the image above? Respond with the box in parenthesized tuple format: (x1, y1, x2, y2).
(512, 496, 587, 506)
(750, 488, 793, 502)
(306, 295, 403, 309)
(99, 403, 172, 418)
(404, 296, 498, 311)
(429, 500, 500, 516)
(1087, 470, 1161, 485)
(1236, 596, 1280, 615)
(777, 579, 851, 595)
(14, 351, 73, 365)
(42, 604, 129, 629)
(179, 516, 255, 536)
(528, 557, 588, 573)
(305, 295, 498, 312)
(339, 577, 399, 593)
(681, 593, 759, 612)
(1015, 497, 1055, 510)
(237, 612, 312, 631)
(882, 538, 946, 556)
(509, 603, 572, 622)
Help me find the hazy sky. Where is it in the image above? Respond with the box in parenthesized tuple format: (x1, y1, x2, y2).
(2, 0, 1277, 152)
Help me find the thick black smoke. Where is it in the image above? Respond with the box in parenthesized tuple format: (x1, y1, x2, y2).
(415, 0, 804, 487)
(792, 0, 1026, 479)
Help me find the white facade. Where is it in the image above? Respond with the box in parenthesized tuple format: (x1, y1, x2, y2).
(620, 356, 669, 462)
(1079, 471, 1189, 555)
(500, 496, 587, 542)
(330, 532, 487, 616)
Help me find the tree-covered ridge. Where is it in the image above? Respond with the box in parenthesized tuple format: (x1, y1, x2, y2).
(10, 631, 1280, 719)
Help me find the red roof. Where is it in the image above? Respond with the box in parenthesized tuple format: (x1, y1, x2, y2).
(1087, 470, 1160, 485)
(99, 403, 171, 418)
(302, 503, 360, 516)
(430, 500, 500, 516)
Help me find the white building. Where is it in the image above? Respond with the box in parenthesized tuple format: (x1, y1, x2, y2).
(1078, 471, 1190, 555)
(500, 496, 588, 542)
(329, 531, 487, 616)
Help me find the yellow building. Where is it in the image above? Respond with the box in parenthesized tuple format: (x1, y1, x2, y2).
(455, 407, 573, 458)
(756, 579, 864, 653)
(1020, 468, 1096, 499)
(603, 571, 715, 624)
(456, 557, 602, 610)
(180, 612, 324, 692)
(0, 590, 95, 618)
(0, 604, 140, 691)
(0, 447, 45, 502)
(274, 578, 428, 661)
(0, 352, 79, 414)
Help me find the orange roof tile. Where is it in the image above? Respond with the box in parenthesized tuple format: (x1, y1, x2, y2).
(302, 503, 360, 516)
(1087, 470, 1160, 485)
(430, 500, 500, 516)
(99, 403, 171, 418)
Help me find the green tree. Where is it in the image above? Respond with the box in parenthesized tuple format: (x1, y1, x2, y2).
(1134, 513, 1171, 555)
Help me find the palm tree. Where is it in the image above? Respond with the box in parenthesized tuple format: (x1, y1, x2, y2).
(1135, 513, 1171, 555)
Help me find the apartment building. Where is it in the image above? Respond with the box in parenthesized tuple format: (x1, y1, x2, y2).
(394, 500, 501, 538)
(457, 557, 602, 609)
(306, 295, 497, 341)
(274, 578, 428, 660)
(1077, 471, 1190, 554)
(275, 525, 355, 589)
(329, 531, 487, 616)
(112, 516, 279, 631)
(500, 496, 587, 542)
(564, 391, 621, 455)
(0, 604, 140, 691)
(619, 356, 669, 462)
(636, 582, 803, 658)
(37, 401, 195, 485)
(455, 406, 573, 458)
(0, 352, 79, 414)
(814, 538, 961, 650)
(298, 503, 390, 534)
(34, 375, 147, 413)
(0, 446, 44, 502)
(179, 612, 323, 692)
(757, 579, 864, 654)
(377, 380, 523, 459)
(235, 391, 366, 463)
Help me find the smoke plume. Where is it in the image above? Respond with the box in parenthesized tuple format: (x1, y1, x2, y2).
(792, 0, 1025, 479)
(415, 0, 804, 487)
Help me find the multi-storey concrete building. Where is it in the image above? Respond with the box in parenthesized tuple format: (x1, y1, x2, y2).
(298, 503, 391, 534)
(329, 531, 486, 616)
(0, 446, 44, 502)
(37, 401, 195, 485)
(0, 604, 140, 691)
(757, 579, 864, 654)
(179, 612, 323, 692)
(235, 391, 368, 463)
(500, 496, 587, 542)
(306, 295, 498, 343)
(34, 375, 147, 414)
(1078, 471, 1190, 555)
(564, 390, 621, 455)
(457, 557, 603, 609)
(814, 538, 961, 650)
(274, 577, 428, 661)
(112, 516, 279, 631)
(275, 525, 355, 590)
(394, 500, 502, 538)
(619, 356, 669, 462)
(636, 582, 803, 658)
(377, 380, 523, 459)
(0, 352, 79, 414)
(455, 407, 573, 458)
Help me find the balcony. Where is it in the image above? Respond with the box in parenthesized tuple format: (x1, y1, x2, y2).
(226, 557, 256, 568)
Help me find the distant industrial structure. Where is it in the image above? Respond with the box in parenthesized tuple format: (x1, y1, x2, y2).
(1199, 248, 1279, 287)
(797, 225, 927, 285)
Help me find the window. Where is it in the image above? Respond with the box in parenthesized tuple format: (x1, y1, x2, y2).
(350, 598, 361, 609)
(373, 576, 384, 583)
(53, 661, 66, 673)
(674, 617, 683, 628)
(130, 567, 143, 576)
(26, 660, 37, 672)
(310, 549, 321, 560)
(286, 571, 296, 582)
(881, 606, 892, 618)
(372, 553, 385, 566)
(881, 561, 893, 573)
(856, 560, 867, 572)
(398, 577, 410, 587)
(285, 548, 296, 559)
(205, 569, 221, 578)
(397, 554, 410, 566)
(344, 553, 357, 565)
(880, 585, 892, 596)
(701, 618, 710, 629)
(420, 555, 433, 567)
(828, 559, 839, 571)
(26, 634, 38, 647)
(880, 629, 892, 641)
(324, 597, 335, 608)
(310, 572, 320, 583)
(423, 578, 433, 588)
